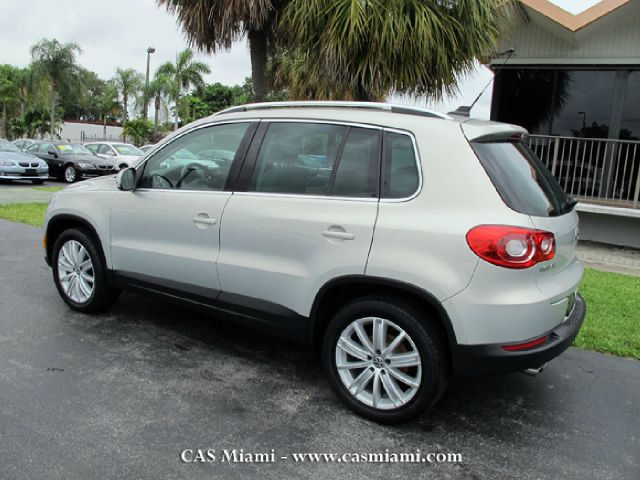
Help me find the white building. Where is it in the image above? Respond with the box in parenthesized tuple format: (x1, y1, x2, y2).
(59, 122, 124, 143)
(490, 0, 640, 248)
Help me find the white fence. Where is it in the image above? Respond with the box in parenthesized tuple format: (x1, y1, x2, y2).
(528, 135, 640, 209)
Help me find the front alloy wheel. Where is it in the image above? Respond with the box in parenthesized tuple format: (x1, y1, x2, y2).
(52, 228, 120, 312)
(57, 240, 95, 303)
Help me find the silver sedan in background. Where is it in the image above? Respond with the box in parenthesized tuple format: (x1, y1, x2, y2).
(0, 139, 49, 184)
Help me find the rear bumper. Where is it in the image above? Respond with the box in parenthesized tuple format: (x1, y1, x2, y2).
(451, 293, 586, 378)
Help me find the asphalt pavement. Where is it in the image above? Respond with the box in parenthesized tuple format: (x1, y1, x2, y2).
(0, 220, 638, 480)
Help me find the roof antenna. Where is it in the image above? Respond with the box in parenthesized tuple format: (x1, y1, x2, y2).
(448, 48, 515, 118)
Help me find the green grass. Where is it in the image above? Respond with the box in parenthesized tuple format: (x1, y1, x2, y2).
(32, 186, 64, 192)
(576, 268, 640, 360)
(0, 203, 637, 359)
(0, 202, 47, 227)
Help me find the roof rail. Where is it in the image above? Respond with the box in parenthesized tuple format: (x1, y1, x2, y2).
(215, 101, 451, 120)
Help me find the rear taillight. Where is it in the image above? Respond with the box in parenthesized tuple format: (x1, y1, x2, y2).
(466, 225, 555, 269)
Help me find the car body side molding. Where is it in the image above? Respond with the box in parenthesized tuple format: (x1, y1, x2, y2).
(113, 271, 309, 343)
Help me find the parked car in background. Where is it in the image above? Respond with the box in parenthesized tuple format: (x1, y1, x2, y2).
(27, 141, 116, 183)
(12, 139, 38, 152)
(84, 142, 143, 170)
(0, 139, 49, 184)
(42, 101, 585, 424)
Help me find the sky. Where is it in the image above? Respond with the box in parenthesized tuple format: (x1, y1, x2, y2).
(0, 0, 596, 120)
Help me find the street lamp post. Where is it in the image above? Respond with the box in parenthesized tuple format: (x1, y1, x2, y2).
(143, 47, 156, 121)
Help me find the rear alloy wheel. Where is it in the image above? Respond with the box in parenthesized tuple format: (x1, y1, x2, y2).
(323, 297, 448, 423)
(52, 228, 120, 312)
(64, 165, 78, 183)
(336, 317, 422, 410)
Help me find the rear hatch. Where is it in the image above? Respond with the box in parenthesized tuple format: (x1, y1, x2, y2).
(462, 122, 579, 277)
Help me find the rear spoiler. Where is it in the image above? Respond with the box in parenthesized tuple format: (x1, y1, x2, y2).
(460, 121, 528, 143)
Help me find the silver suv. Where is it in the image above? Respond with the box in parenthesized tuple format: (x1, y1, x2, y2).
(43, 102, 586, 423)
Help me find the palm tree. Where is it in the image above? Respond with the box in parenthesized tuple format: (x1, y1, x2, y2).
(122, 119, 153, 146)
(157, 49, 210, 130)
(14, 67, 32, 117)
(114, 68, 144, 122)
(156, 0, 282, 102)
(0, 65, 20, 138)
(30, 39, 81, 139)
(97, 81, 122, 138)
(279, 0, 512, 101)
(143, 73, 176, 135)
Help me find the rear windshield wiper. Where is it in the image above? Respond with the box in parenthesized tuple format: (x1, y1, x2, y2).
(561, 197, 578, 213)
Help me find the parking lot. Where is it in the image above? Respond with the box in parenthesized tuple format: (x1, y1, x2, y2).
(1, 219, 639, 480)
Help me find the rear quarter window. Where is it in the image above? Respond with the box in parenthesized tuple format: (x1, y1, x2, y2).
(471, 141, 570, 217)
(382, 132, 420, 199)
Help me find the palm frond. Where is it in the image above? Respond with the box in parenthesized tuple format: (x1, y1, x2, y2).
(156, 0, 275, 51)
(279, 0, 513, 100)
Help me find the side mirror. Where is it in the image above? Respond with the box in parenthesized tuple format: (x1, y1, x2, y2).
(47, 149, 58, 158)
(116, 167, 136, 191)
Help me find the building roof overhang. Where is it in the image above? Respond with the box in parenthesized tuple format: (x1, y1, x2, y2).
(516, 0, 640, 43)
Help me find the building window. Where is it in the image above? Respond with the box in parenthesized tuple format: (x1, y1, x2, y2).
(621, 71, 640, 140)
(493, 69, 617, 138)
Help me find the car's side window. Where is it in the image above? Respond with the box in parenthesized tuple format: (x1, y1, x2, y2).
(138, 122, 251, 191)
(98, 144, 113, 155)
(40, 143, 54, 154)
(250, 123, 345, 195)
(382, 131, 420, 199)
(249, 122, 380, 198)
(330, 127, 380, 198)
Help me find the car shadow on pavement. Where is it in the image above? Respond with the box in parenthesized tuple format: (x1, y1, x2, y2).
(101, 291, 555, 437)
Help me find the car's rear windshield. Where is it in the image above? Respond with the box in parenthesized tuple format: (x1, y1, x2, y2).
(471, 140, 574, 217)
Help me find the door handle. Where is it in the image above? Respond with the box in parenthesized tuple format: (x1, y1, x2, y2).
(322, 230, 355, 240)
(192, 213, 217, 228)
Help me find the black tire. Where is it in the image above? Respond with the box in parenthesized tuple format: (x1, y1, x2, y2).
(31, 179, 45, 185)
(51, 228, 120, 313)
(63, 165, 78, 183)
(322, 296, 448, 424)
(118, 164, 128, 170)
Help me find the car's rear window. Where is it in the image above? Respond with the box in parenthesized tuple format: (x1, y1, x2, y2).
(471, 141, 571, 217)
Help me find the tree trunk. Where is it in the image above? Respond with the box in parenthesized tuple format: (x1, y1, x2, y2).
(123, 93, 128, 121)
(154, 95, 160, 135)
(49, 88, 57, 140)
(1, 104, 7, 139)
(248, 29, 268, 102)
(354, 80, 374, 102)
(103, 114, 107, 139)
(174, 88, 180, 131)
